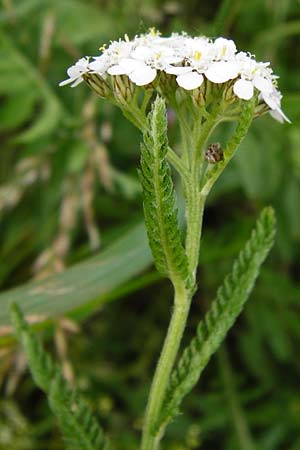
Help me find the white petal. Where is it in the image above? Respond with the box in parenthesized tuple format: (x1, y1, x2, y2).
(129, 67, 157, 86)
(214, 38, 237, 58)
(89, 58, 108, 73)
(107, 65, 128, 75)
(176, 72, 204, 90)
(119, 58, 146, 71)
(131, 46, 153, 60)
(253, 76, 273, 93)
(215, 37, 236, 51)
(205, 61, 239, 83)
(165, 66, 192, 75)
(154, 46, 175, 57)
(233, 79, 254, 100)
(67, 66, 82, 78)
(70, 77, 84, 87)
(163, 56, 184, 65)
(270, 108, 291, 124)
(76, 57, 89, 67)
(262, 92, 279, 110)
(59, 78, 75, 87)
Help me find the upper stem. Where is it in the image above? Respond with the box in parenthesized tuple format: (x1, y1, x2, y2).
(167, 147, 189, 181)
(185, 189, 206, 280)
(185, 107, 220, 280)
(141, 106, 219, 448)
(140, 97, 253, 450)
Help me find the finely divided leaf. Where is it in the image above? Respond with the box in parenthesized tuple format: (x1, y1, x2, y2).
(11, 304, 109, 450)
(139, 97, 190, 286)
(156, 207, 276, 431)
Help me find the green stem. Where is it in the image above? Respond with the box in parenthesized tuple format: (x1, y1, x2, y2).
(194, 103, 221, 165)
(185, 107, 220, 279)
(167, 147, 189, 180)
(120, 103, 148, 131)
(141, 90, 154, 114)
(141, 187, 206, 450)
(141, 282, 191, 450)
(140, 97, 256, 450)
(185, 188, 206, 279)
(141, 107, 219, 449)
(174, 105, 192, 167)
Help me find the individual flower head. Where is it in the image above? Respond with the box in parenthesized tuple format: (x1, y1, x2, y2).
(59, 57, 90, 87)
(166, 37, 211, 90)
(107, 35, 183, 86)
(60, 30, 290, 123)
(213, 37, 237, 60)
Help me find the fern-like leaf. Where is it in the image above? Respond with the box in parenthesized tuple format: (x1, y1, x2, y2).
(10, 304, 109, 450)
(139, 97, 190, 287)
(156, 207, 276, 431)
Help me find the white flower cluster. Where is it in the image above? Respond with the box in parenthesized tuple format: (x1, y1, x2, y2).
(60, 30, 289, 123)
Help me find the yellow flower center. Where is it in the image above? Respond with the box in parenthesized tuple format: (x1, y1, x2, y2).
(194, 51, 202, 61)
(149, 27, 161, 37)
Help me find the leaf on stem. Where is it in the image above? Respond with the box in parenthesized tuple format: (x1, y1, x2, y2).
(156, 207, 276, 431)
(10, 304, 109, 450)
(139, 97, 190, 287)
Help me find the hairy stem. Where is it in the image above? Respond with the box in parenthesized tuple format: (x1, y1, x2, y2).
(185, 187, 206, 280)
(167, 147, 189, 180)
(141, 282, 191, 450)
(141, 96, 258, 450)
(185, 108, 220, 279)
(141, 107, 221, 450)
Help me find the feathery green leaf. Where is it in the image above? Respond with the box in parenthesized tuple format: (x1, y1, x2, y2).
(156, 207, 276, 431)
(139, 97, 190, 287)
(10, 304, 109, 450)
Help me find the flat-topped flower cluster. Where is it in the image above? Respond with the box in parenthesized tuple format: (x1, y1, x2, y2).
(60, 30, 289, 123)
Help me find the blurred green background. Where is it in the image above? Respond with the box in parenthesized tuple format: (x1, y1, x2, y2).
(0, 0, 300, 449)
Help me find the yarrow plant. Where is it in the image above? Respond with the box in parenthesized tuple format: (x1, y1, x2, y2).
(12, 29, 288, 450)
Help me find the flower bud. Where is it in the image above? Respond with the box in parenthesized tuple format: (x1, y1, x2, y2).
(83, 73, 110, 99)
(112, 75, 135, 105)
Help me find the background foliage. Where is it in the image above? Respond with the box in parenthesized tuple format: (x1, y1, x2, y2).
(0, 0, 299, 449)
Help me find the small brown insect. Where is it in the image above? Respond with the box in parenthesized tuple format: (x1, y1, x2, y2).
(205, 143, 224, 164)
